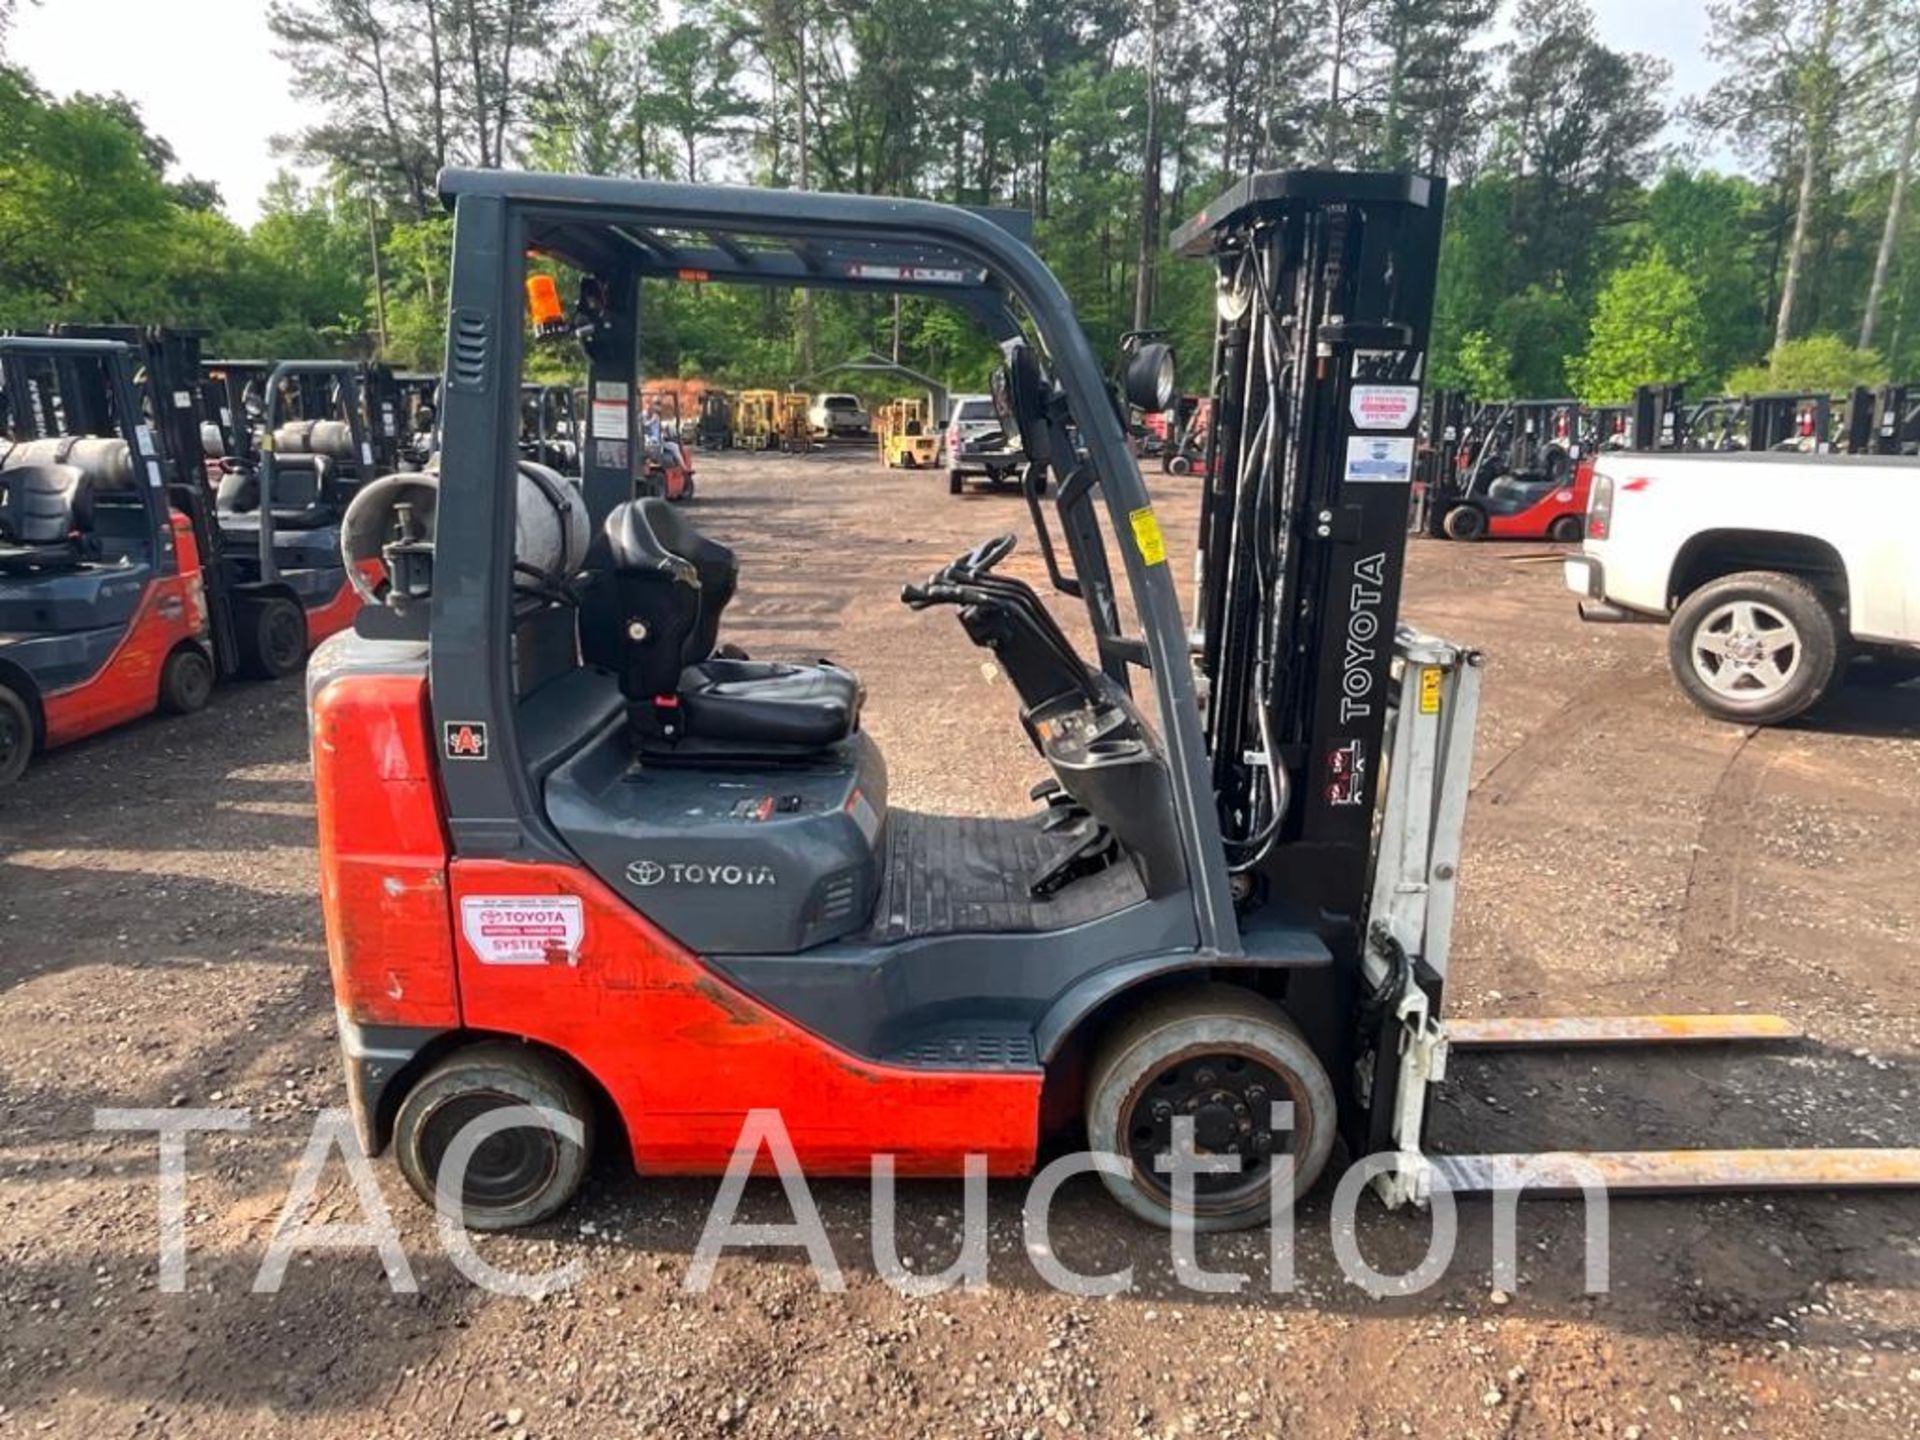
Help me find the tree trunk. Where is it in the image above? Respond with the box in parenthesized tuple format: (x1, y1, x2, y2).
(1325, 0, 1349, 165)
(1777, 0, 1842, 351)
(796, 10, 815, 373)
(1862, 61, 1920, 352)
(1775, 122, 1820, 349)
(1132, 10, 1163, 332)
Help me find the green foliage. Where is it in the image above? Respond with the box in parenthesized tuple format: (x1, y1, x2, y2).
(6, 0, 1920, 404)
(1440, 330, 1515, 399)
(1568, 251, 1707, 404)
(1725, 335, 1891, 394)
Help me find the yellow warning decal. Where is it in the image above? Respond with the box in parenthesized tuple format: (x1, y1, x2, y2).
(1130, 506, 1168, 566)
(1418, 666, 1443, 714)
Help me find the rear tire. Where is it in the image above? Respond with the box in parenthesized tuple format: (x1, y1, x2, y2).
(393, 1042, 595, 1231)
(1168, 454, 1193, 477)
(158, 646, 214, 715)
(1442, 503, 1487, 540)
(1547, 514, 1584, 544)
(1667, 570, 1841, 726)
(948, 469, 964, 495)
(0, 683, 35, 787)
(1086, 984, 1336, 1232)
(240, 596, 308, 680)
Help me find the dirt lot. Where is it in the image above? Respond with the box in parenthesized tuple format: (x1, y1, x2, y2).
(3, 449, 1919, 1439)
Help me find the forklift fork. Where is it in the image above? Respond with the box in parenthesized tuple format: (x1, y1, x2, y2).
(1363, 633, 1920, 1208)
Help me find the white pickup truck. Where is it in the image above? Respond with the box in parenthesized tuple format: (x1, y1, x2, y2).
(1564, 451, 1920, 724)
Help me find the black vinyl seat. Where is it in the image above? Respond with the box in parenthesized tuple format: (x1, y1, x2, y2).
(597, 498, 861, 751)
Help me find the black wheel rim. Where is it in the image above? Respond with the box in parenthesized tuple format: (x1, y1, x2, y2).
(1121, 1045, 1306, 1213)
(0, 704, 24, 776)
(267, 607, 305, 668)
(179, 658, 212, 707)
(420, 1090, 563, 1213)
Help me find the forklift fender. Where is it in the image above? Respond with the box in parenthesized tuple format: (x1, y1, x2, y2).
(334, 1015, 451, 1156)
(1033, 935, 1331, 1063)
(0, 660, 45, 746)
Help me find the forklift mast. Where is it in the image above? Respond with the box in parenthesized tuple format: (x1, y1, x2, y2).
(44, 325, 242, 679)
(1631, 383, 1687, 451)
(1174, 173, 1446, 1153)
(1411, 386, 1469, 535)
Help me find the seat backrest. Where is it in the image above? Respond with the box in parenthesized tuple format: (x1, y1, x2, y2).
(593, 498, 739, 706)
(0, 463, 91, 546)
(217, 457, 329, 522)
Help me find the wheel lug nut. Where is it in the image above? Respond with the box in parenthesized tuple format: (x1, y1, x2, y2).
(1194, 1068, 1215, 1086)
(1151, 1101, 1173, 1122)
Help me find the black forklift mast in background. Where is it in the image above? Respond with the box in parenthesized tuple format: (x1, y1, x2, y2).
(1746, 390, 1831, 452)
(46, 324, 243, 679)
(1631, 382, 1688, 451)
(1174, 170, 1446, 1157)
(1411, 386, 1469, 535)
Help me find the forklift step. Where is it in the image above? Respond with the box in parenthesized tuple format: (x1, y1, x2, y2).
(883, 1029, 1040, 1071)
(1446, 1014, 1803, 1051)
(1428, 1148, 1920, 1197)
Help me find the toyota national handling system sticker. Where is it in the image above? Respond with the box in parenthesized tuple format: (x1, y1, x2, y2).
(460, 896, 585, 965)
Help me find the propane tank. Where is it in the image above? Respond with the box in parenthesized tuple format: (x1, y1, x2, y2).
(272, 419, 357, 461)
(338, 460, 588, 610)
(2, 437, 138, 490)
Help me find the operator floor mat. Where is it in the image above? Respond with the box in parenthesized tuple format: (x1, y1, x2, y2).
(861, 809, 1147, 943)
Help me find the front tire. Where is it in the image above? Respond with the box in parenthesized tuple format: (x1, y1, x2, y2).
(393, 1042, 595, 1231)
(1668, 570, 1842, 725)
(0, 683, 35, 787)
(240, 596, 308, 680)
(158, 645, 214, 715)
(1086, 984, 1336, 1232)
(1442, 503, 1487, 540)
(1547, 514, 1584, 544)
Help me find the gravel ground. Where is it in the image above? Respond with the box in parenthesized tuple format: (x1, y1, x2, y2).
(3, 449, 1919, 1438)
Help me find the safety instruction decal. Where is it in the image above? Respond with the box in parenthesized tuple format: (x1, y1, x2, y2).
(1130, 506, 1168, 566)
(1343, 435, 1415, 485)
(460, 896, 585, 966)
(1419, 666, 1443, 714)
(1349, 385, 1421, 431)
(591, 399, 628, 441)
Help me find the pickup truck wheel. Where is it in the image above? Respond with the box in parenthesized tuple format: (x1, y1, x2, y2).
(1668, 571, 1841, 725)
(1442, 503, 1487, 540)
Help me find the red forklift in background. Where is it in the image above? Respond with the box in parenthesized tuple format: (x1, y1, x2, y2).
(1435, 398, 1593, 542)
(0, 336, 223, 785)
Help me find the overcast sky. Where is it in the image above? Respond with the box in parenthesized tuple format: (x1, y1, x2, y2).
(11, 0, 1720, 226)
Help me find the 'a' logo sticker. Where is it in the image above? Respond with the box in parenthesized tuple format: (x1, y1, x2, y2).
(443, 721, 489, 760)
